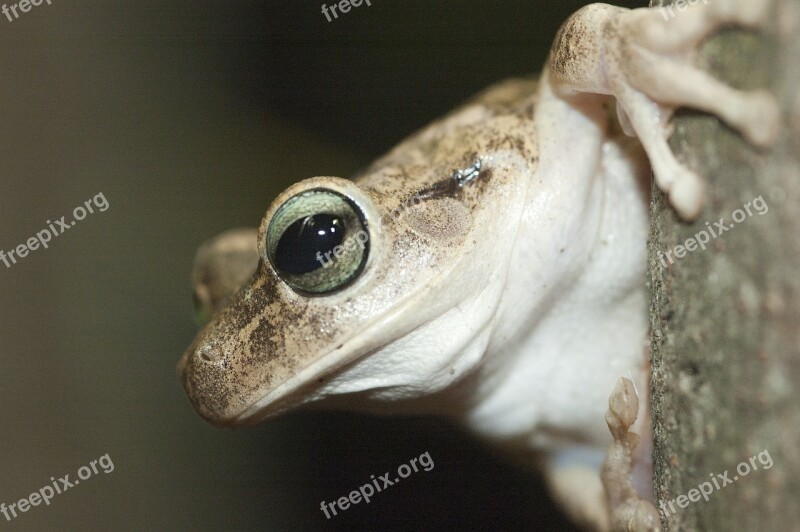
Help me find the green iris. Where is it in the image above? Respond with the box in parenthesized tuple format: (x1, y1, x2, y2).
(266, 189, 369, 295)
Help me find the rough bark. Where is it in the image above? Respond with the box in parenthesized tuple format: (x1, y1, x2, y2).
(647, 1, 800, 530)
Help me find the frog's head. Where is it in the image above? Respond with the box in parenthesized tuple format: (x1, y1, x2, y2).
(178, 114, 538, 426)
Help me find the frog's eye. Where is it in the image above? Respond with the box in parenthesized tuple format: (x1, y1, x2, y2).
(265, 189, 369, 295)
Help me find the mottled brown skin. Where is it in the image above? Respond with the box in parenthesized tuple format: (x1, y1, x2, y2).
(550, 5, 623, 94)
(178, 79, 540, 425)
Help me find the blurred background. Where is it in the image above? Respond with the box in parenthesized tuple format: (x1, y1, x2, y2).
(0, 1, 643, 530)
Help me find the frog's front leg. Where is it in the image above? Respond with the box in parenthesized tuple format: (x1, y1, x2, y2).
(548, 0, 778, 220)
(191, 228, 259, 323)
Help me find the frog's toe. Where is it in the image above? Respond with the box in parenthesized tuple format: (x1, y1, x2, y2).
(737, 90, 781, 147)
(669, 170, 705, 222)
(607, 377, 639, 432)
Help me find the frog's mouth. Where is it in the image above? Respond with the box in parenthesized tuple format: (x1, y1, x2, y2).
(178, 263, 476, 427)
(229, 333, 384, 426)
(178, 235, 492, 426)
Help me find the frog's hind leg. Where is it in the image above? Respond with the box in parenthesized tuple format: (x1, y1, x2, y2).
(601, 378, 660, 532)
(543, 377, 659, 532)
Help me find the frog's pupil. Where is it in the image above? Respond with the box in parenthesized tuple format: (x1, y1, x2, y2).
(275, 214, 344, 274)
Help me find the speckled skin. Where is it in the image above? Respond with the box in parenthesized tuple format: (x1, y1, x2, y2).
(178, 79, 540, 420)
(178, 2, 777, 530)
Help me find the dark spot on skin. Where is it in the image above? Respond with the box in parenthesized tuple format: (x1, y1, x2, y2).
(415, 177, 459, 201)
(471, 168, 493, 195)
(408, 156, 492, 204)
(493, 134, 525, 153)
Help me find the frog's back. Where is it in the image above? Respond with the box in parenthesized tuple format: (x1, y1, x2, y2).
(355, 77, 540, 193)
(463, 77, 539, 116)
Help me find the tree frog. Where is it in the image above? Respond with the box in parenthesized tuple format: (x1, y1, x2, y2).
(177, 1, 778, 529)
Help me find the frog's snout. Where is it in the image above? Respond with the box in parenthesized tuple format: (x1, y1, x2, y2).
(177, 334, 244, 426)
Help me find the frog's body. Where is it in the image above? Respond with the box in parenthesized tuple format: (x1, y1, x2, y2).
(178, 2, 778, 530)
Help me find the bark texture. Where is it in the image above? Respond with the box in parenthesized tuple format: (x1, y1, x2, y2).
(647, 1, 800, 530)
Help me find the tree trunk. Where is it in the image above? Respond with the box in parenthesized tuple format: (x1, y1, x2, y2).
(647, 1, 800, 530)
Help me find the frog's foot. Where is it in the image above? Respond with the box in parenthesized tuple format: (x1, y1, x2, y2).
(548, 0, 780, 220)
(192, 227, 259, 324)
(601, 378, 661, 532)
(609, 0, 779, 220)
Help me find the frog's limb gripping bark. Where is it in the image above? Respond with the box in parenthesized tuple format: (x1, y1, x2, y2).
(543, 375, 656, 532)
(191, 228, 259, 323)
(601, 378, 661, 532)
(548, 0, 779, 220)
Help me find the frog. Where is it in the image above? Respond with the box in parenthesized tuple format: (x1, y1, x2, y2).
(177, 1, 779, 530)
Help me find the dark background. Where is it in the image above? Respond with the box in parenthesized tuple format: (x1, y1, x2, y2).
(0, 1, 643, 530)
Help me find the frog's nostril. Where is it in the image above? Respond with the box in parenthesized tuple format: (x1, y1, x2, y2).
(197, 345, 223, 363)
